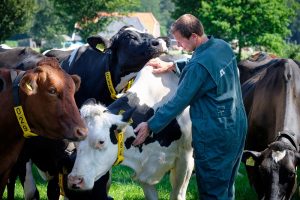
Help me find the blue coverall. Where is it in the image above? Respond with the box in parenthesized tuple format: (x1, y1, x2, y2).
(148, 36, 247, 200)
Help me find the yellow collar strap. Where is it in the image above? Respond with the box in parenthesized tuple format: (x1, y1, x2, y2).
(113, 130, 125, 166)
(112, 109, 134, 166)
(14, 106, 38, 138)
(124, 78, 134, 93)
(58, 167, 68, 197)
(11, 71, 37, 138)
(105, 71, 118, 100)
(105, 71, 135, 100)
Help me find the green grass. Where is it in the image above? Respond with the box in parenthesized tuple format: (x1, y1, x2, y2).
(3, 163, 300, 200)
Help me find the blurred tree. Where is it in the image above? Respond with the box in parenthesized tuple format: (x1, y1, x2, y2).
(29, 0, 67, 47)
(50, 0, 139, 41)
(135, 0, 175, 36)
(171, 0, 299, 60)
(0, 0, 36, 42)
(289, 0, 300, 44)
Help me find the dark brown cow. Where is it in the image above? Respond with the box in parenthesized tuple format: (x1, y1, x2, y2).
(238, 52, 278, 84)
(0, 58, 87, 197)
(241, 58, 300, 200)
(0, 47, 46, 70)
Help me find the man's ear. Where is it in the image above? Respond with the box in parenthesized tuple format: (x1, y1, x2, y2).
(71, 74, 81, 92)
(19, 73, 38, 95)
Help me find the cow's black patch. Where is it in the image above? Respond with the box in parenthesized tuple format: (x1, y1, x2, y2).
(108, 92, 182, 151)
(109, 125, 118, 145)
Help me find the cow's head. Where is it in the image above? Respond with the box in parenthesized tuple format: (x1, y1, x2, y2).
(88, 26, 169, 75)
(0, 47, 46, 70)
(20, 58, 87, 141)
(242, 140, 300, 200)
(68, 102, 133, 190)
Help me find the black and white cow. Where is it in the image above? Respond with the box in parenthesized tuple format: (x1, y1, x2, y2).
(6, 26, 168, 200)
(68, 66, 194, 200)
(45, 26, 168, 106)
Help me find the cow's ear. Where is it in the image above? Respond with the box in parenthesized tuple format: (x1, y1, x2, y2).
(87, 35, 110, 53)
(158, 36, 170, 48)
(82, 98, 97, 106)
(242, 150, 261, 167)
(20, 73, 38, 95)
(71, 74, 81, 92)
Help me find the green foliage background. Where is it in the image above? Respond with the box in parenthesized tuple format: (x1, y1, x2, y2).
(171, 0, 300, 60)
(0, 0, 36, 42)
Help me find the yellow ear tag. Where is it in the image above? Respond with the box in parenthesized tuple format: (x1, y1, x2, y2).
(25, 83, 33, 91)
(96, 43, 105, 51)
(246, 157, 255, 166)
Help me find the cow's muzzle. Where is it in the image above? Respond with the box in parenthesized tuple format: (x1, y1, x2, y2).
(68, 174, 85, 190)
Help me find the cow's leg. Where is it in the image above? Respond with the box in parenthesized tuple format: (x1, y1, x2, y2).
(6, 166, 18, 200)
(139, 182, 158, 200)
(22, 160, 39, 200)
(47, 176, 60, 200)
(169, 150, 194, 200)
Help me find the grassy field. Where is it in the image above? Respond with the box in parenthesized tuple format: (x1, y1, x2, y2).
(3, 163, 259, 200)
(3, 163, 300, 200)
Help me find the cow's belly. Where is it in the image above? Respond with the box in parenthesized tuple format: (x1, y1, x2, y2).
(125, 141, 179, 184)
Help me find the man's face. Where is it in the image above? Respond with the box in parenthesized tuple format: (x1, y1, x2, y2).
(173, 31, 196, 52)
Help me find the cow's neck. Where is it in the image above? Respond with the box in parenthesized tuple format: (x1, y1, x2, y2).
(282, 60, 300, 149)
(127, 66, 179, 110)
(0, 73, 25, 140)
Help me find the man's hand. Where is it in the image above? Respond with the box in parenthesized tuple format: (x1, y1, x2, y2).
(147, 58, 174, 74)
(132, 122, 151, 146)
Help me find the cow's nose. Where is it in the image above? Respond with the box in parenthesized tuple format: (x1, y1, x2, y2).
(74, 127, 88, 140)
(151, 39, 159, 46)
(68, 174, 84, 190)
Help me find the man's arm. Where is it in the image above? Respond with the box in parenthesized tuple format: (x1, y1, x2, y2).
(133, 62, 208, 146)
(147, 57, 190, 74)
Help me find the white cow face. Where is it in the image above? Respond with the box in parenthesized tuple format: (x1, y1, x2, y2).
(68, 104, 127, 190)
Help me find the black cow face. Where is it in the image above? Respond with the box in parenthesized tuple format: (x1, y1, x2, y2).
(108, 26, 168, 74)
(242, 141, 300, 200)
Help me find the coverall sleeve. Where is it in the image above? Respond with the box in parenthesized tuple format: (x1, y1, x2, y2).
(148, 62, 209, 133)
(174, 58, 189, 75)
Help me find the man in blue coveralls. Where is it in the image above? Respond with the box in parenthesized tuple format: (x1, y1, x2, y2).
(133, 14, 248, 200)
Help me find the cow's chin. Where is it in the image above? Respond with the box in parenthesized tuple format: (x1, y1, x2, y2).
(30, 128, 65, 140)
(94, 170, 109, 182)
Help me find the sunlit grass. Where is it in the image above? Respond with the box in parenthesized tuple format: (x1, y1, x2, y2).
(3, 163, 300, 200)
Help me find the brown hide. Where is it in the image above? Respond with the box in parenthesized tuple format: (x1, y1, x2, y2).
(0, 47, 46, 70)
(238, 52, 279, 84)
(0, 58, 87, 196)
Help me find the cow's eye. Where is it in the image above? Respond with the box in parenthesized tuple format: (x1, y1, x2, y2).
(94, 140, 105, 150)
(127, 35, 137, 40)
(288, 171, 295, 178)
(48, 87, 57, 95)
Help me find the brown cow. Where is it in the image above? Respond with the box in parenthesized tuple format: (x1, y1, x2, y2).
(238, 52, 278, 84)
(241, 59, 300, 200)
(0, 58, 87, 197)
(0, 47, 46, 70)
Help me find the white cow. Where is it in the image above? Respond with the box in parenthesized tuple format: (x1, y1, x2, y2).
(68, 65, 193, 200)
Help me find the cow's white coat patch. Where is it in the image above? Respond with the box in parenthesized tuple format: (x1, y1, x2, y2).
(23, 160, 37, 199)
(272, 150, 286, 163)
